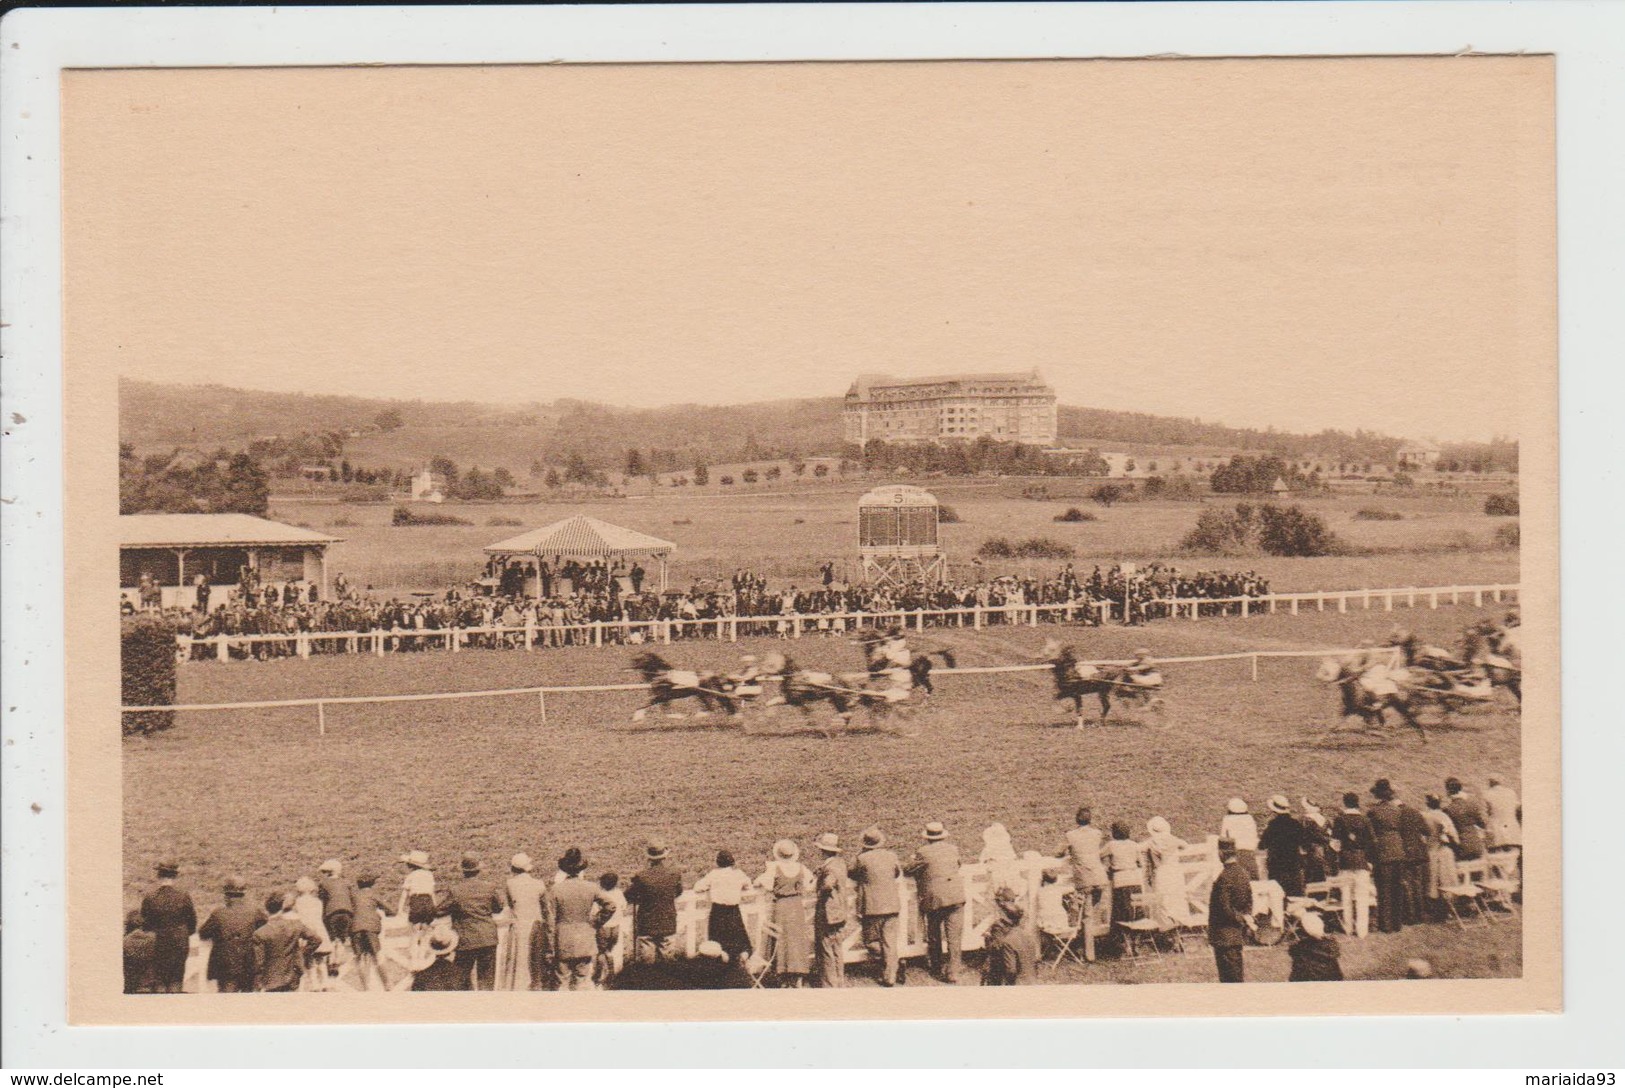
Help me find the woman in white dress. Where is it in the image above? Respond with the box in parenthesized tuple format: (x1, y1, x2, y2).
(1142, 816, 1191, 926)
(501, 853, 549, 991)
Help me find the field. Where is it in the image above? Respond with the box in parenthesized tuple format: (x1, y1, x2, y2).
(273, 480, 1520, 594)
(125, 603, 1524, 983)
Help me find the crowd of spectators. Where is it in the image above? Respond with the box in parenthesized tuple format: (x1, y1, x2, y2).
(128, 560, 1274, 661)
(125, 773, 1518, 994)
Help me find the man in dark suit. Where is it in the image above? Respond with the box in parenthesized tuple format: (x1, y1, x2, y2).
(1330, 792, 1374, 874)
(445, 854, 507, 990)
(140, 859, 197, 993)
(1368, 779, 1407, 933)
(1258, 795, 1308, 897)
(1396, 799, 1433, 925)
(904, 821, 967, 983)
(252, 893, 318, 992)
(849, 827, 903, 986)
(198, 876, 266, 993)
(1444, 777, 1488, 861)
(552, 850, 612, 990)
(1208, 838, 1255, 983)
(626, 840, 683, 963)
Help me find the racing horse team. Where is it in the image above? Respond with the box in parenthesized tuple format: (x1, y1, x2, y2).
(626, 607, 1521, 740)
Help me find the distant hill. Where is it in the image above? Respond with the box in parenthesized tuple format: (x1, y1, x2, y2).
(120, 378, 1425, 478)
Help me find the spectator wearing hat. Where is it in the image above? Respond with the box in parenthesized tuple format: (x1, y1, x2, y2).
(445, 853, 508, 990)
(593, 873, 628, 987)
(398, 849, 437, 929)
(850, 827, 903, 986)
(811, 833, 850, 988)
(694, 851, 754, 964)
(123, 910, 157, 995)
(291, 876, 334, 988)
(1299, 799, 1333, 884)
(1396, 798, 1433, 926)
(1331, 793, 1374, 876)
(1141, 817, 1191, 925)
(1102, 820, 1146, 936)
(1421, 795, 1460, 918)
(1444, 778, 1487, 862)
(1219, 799, 1261, 879)
(1286, 908, 1343, 982)
(982, 886, 1039, 986)
(410, 918, 465, 991)
(756, 840, 816, 987)
(316, 859, 358, 957)
(350, 871, 392, 991)
(553, 846, 586, 888)
(626, 840, 684, 964)
(199, 876, 266, 993)
(140, 859, 197, 993)
(1056, 807, 1109, 921)
(1368, 779, 1406, 933)
(501, 853, 549, 991)
(253, 893, 318, 993)
(552, 848, 612, 990)
(1258, 795, 1308, 898)
(906, 821, 967, 983)
(1207, 838, 1256, 983)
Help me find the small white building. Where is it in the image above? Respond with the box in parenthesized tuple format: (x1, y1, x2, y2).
(1396, 439, 1442, 469)
(410, 464, 446, 503)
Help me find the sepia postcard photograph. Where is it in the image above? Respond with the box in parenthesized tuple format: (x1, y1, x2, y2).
(11, 7, 1576, 1038)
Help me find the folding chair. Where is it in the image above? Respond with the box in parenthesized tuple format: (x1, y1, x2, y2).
(1039, 892, 1089, 972)
(1117, 892, 1167, 962)
(747, 922, 779, 989)
(1439, 861, 1491, 928)
(1478, 849, 1521, 917)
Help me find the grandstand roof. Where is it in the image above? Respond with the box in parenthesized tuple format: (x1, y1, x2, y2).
(484, 515, 676, 559)
(847, 370, 1049, 397)
(119, 513, 340, 550)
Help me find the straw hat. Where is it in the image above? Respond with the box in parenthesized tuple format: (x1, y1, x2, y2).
(814, 833, 841, 854)
(399, 849, 432, 870)
(861, 827, 885, 848)
(295, 876, 317, 894)
(1226, 797, 1249, 815)
(510, 853, 534, 873)
(1146, 816, 1171, 835)
(645, 839, 670, 861)
(318, 859, 343, 875)
(923, 821, 947, 842)
(1268, 795, 1291, 814)
(697, 940, 726, 960)
(773, 839, 799, 862)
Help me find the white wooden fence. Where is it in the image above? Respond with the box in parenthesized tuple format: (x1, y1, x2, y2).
(172, 582, 1520, 663)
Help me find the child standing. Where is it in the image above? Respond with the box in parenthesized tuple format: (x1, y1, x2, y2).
(593, 871, 627, 986)
(350, 871, 393, 990)
(292, 876, 334, 990)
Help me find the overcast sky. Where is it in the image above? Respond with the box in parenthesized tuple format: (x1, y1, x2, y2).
(66, 58, 1550, 442)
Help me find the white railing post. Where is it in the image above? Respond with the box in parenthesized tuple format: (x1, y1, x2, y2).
(1290, 597, 1299, 616)
(1337, 595, 1346, 614)
(594, 621, 602, 648)
(1473, 588, 1483, 607)
(1241, 598, 1250, 619)
(525, 617, 534, 651)
(663, 620, 673, 645)
(974, 606, 983, 629)
(1429, 591, 1438, 609)
(1384, 591, 1393, 612)
(1030, 605, 1039, 628)
(216, 633, 229, 662)
(297, 631, 310, 659)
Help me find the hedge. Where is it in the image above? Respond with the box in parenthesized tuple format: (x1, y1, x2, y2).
(122, 614, 177, 735)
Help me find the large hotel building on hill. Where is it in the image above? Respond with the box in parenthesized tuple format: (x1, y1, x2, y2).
(843, 370, 1059, 446)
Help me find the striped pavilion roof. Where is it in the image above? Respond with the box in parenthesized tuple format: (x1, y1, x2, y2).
(483, 515, 675, 559)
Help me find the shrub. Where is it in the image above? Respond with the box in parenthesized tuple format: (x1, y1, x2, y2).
(1391, 472, 1415, 488)
(487, 516, 524, 527)
(122, 614, 176, 735)
(1484, 493, 1520, 517)
(1181, 502, 1344, 557)
(329, 515, 358, 528)
(339, 485, 390, 503)
(1494, 522, 1521, 548)
(719, 475, 735, 486)
(1054, 507, 1097, 523)
(937, 504, 962, 524)
(742, 469, 760, 484)
(1142, 475, 1202, 500)
(978, 536, 1074, 559)
(391, 507, 474, 527)
(1020, 484, 1051, 501)
(1353, 508, 1404, 521)
(1091, 483, 1130, 507)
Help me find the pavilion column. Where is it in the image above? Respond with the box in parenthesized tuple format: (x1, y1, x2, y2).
(660, 556, 668, 594)
(318, 547, 329, 601)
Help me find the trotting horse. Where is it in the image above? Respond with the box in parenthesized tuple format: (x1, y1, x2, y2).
(1040, 639, 1164, 728)
(855, 629, 956, 694)
(1316, 657, 1427, 741)
(1462, 622, 1522, 704)
(628, 651, 737, 722)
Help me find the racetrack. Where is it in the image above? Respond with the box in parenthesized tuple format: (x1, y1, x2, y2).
(125, 602, 1523, 964)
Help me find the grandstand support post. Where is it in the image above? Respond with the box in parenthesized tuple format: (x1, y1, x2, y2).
(1251, 654, 1259, 682)
(317, 701, 326, 736)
